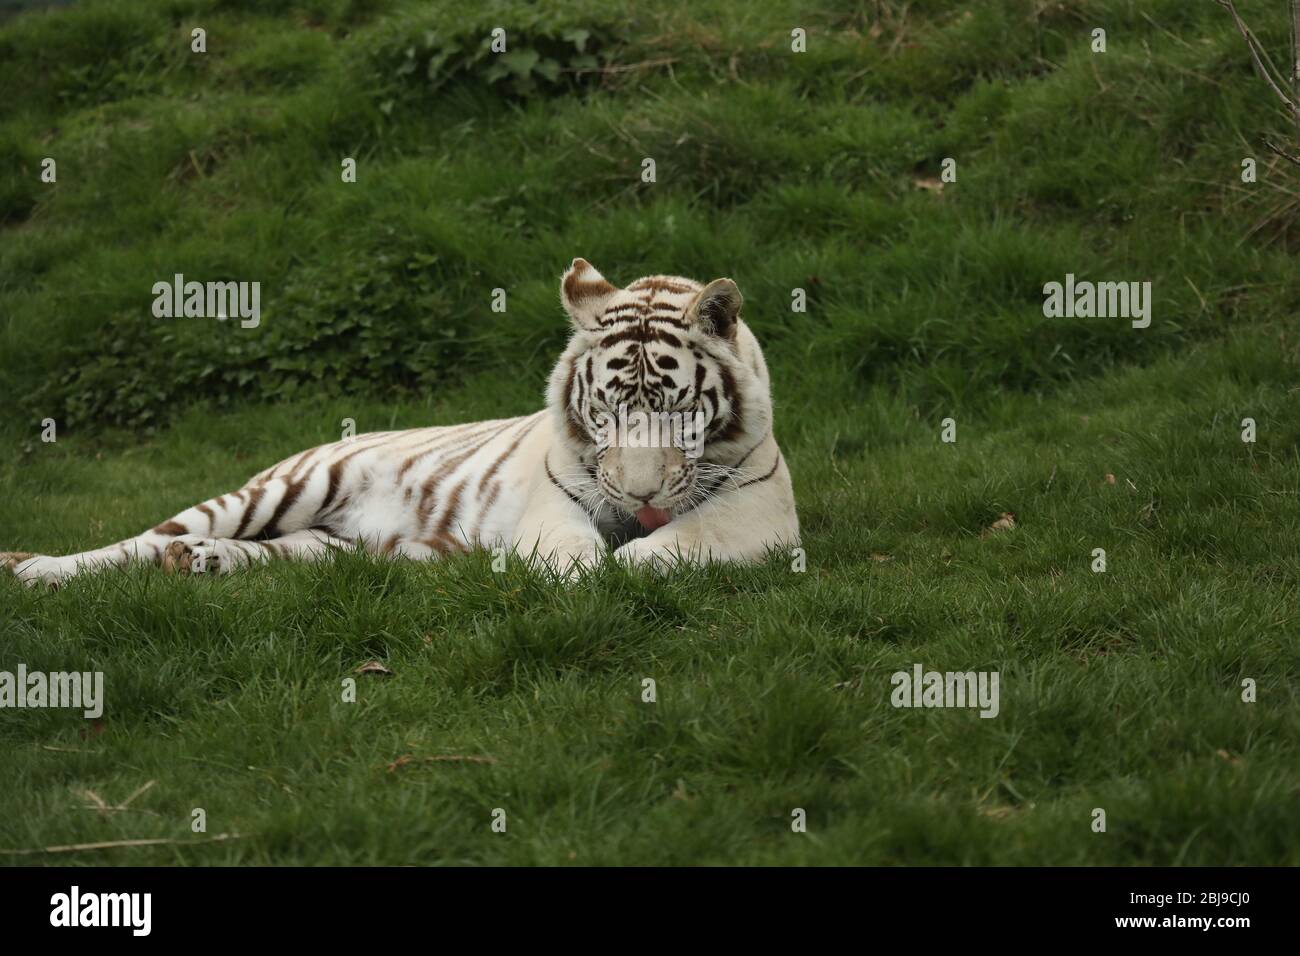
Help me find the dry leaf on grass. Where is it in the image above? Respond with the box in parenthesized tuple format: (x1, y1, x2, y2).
(978, 806, 1017, 820)
(386, 754, 499, 772)
(1104, 473, 1116, 485)
(981, 512, 1017, 538)
(978, 802, 1035, 820)
(913, 175, 944, 193)
(1215, 748, 1243, 766)
(354, 661, 393, 676)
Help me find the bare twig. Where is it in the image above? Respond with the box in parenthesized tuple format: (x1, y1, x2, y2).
(0, 833, 243, 856)
(560, 57, 678, 76)
(1291, 0, 1300, 98)
(386, 754, 499, 772)
(117, 780, 157, 809)
(1218, 0, 1300, 129)
(75, 807, 161, 816)
(1263, 137, 1300, 165)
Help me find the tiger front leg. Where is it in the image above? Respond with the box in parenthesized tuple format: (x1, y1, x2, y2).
(510, 464, 609, 577)
(614, 454, 799, 569)
(162, 530, 352, 575)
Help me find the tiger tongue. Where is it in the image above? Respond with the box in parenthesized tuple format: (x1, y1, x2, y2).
(635, 505, 673, 530)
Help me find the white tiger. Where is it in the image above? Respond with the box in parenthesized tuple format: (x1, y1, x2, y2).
(2, 259, 799, 585)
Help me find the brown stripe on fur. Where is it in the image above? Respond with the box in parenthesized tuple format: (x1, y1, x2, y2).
(733, 431, 771, 470)
(478, 415, 542, 497)
(322, 431, 400, 504)
(598, 326, 686, 349)
(396, 423, 492, 479)
(545, 456, 593, 516)
(563, 359, 588, 446)
(319, 496, 351, 524)
(261, 477, 306, 539)
(628, 278, 696, 295)
(322, 449, 363, 512)
(233, 485, 267, 538)
(424, 530, 468, 555)
(563, 357, 577, 403)
(415, 425, 513, 529)
(693, 360, 707, 401)
(432, 478, 468, 548)
(565, 411, 588, 447)
(153, 520, 189, 536)
(564, 271, 616, 303)
(700, 385, 719, 415)
(286, 446, 323, 481)
(574, 358, 590, 410)
(480, 479, 502, 517)
(195, 503, 216, 531)
(711, 363, 744, 444)
(734, 453, 782, 490)
(602, 303, 647, 321)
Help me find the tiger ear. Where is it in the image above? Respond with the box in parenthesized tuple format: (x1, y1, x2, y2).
(561, 258, 617, 332)
(687, 278, 742, 341)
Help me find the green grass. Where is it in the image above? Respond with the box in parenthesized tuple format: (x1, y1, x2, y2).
(1, 0, 1298, 864)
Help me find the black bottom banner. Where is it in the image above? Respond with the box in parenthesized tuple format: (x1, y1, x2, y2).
(0, 865, 1286, 942)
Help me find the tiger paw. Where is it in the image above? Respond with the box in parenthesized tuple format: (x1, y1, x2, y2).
(10, 555, 71, 589)
(162, 539, 223, 575)
(613, 538, 686, 571)
(1, 552, 38, 575)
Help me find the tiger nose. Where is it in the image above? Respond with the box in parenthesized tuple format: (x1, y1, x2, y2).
(615, 447, 670, 502)
(622, 478, 663, 503)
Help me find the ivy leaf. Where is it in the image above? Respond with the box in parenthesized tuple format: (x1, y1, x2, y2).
(497, 48, 540, 79)
(534, 57, 560, 84)
(562, 28, 590, 52)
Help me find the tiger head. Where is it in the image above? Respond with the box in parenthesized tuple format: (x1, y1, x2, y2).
(548, 258, 774, 532)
